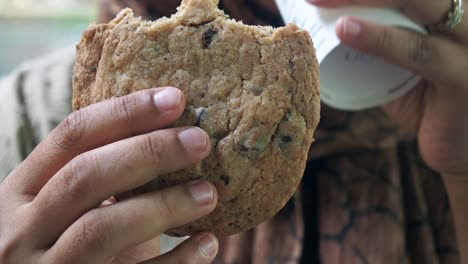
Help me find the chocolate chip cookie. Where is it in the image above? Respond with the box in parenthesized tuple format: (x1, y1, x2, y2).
(72, 0, 320, 236)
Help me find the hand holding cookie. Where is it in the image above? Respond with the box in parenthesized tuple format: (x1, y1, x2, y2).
(0, 87, 219, 263)
(73, 0, 320, 237)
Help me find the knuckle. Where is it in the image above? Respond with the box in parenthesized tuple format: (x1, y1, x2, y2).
(62, 154, 97, 197)
(110, 96, 136, 130)
(377, 27, 393, 51)
(408, 35, 436, 64)
(138, 134, 167, 162)
(53, 110, 87, 151)
(72, 210, 111, 250)
(154, 189, 176, 219)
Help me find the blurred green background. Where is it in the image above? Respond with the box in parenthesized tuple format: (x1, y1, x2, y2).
(0, 0, 96, 76)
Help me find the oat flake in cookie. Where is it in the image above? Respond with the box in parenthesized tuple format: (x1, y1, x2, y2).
(72, 0, 320, 236)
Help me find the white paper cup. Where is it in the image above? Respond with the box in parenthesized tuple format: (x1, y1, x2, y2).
(275, 0, 426, 111)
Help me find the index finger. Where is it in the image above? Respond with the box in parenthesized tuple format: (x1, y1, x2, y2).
(10, 87, 185, 196)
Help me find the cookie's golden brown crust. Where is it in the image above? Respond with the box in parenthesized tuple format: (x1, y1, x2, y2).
(73, 0, 320, 236)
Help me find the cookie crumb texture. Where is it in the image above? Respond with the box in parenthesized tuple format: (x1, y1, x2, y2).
(73, 0, 320, 236)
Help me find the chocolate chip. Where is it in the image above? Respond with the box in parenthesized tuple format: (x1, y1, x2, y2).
(200, 84, 208, 97)
(281, 135, 293, 143)
(249, 85, 262, 96)
(220, 175, 230, 185)
(87, 66, 97, 73)
(174, 107, 205, 127)
(195, 108, 207, 127)
(236, 128, 269, 159)
(228, 222, 240, 229)
(278, 135, 294, 152)
(239, 144, 249, 152)
(288, 59, 295, 70)
(212, 130, 229, 141)
(202, 28, 218, 49)
(243, 81, 263, 96)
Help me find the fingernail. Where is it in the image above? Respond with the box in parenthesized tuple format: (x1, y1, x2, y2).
(188, 181, 214, 204)
(343, 18, 361, 37)
(179, 127, 208, 152)
(198, 233, 218, 258)
(153, 87, 181, 112)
